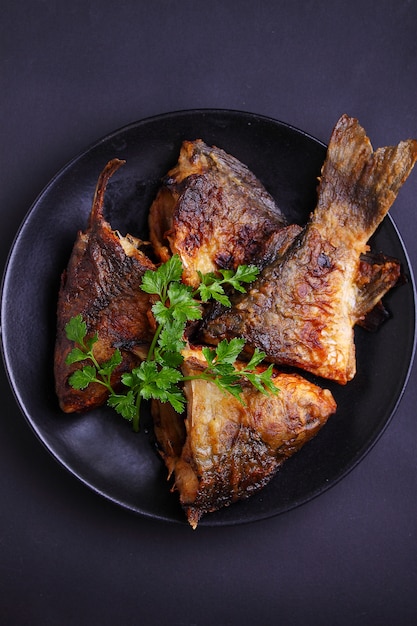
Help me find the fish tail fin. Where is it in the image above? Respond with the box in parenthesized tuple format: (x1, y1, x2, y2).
(315, 114, 417, 237)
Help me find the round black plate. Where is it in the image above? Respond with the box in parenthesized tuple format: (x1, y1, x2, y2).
(1, 109, 416, 527)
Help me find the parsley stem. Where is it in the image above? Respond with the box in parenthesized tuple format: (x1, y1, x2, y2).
(131, 322, 161, 431)
(81, 347, 101, 375)
(91, 376, 114, 394)
(147, 323, 162, 362)
(133, 394, 142, 432)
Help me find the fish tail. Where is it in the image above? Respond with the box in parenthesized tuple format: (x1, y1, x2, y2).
(315, 114, 417, 237)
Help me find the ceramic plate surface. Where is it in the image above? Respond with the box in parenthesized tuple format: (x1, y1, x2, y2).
(1, 110, 415, 526)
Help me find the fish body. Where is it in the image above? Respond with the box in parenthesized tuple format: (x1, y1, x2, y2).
(148, 139, 293, 286)
(202, 115, 417, 384)
(152, 347, 336, 528)
(151, 135, 404, 333)
(54, 159, 155, 413)
(153, 346, 337, 529)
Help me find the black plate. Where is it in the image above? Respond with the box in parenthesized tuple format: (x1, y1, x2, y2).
(1, 109, 416, 527)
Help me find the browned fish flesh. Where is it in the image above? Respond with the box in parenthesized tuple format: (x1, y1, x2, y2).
(201, 115, 417, 384)
(148, 139, 298, 287)
(149, 137, 402, 329)
(152, 346, 337, 529)
(54, 159, 156, 413)
(354, 251, 402, 330)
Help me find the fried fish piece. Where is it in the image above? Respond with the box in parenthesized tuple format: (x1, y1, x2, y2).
(152, 346, 337, 529)
(148, 139, 295, 287)
(150, 137, 402, 330)
(354, 251, 402, 330)
(201, 115, 417, 384)
(54, 159, 156, 413)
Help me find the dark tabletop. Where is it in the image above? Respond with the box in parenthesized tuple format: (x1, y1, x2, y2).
(1, 2, 417, 625)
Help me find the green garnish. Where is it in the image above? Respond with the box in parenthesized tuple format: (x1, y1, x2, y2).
(65, 255, 277, 432)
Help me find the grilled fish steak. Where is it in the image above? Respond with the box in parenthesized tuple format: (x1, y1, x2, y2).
(152, 347, 337, 529)
(202, 115, 417, 384)
(55, 159, 156, 413)
(148, 139, 298, 287)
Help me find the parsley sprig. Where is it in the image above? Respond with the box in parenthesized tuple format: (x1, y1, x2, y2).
(65, 255, 277, 431)
(186, 340, 277, 401)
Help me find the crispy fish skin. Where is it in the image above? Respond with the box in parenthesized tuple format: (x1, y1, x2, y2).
(148, 139, 290, 286)
(151, 137, 402, 331)
(202, 115, 417, 384)
(54, 159, 156, 413)
(354, 251, 402, 329)
(152, 347, 336, 529)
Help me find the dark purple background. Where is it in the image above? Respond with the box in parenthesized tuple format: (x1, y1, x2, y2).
(1, 2, 417, 624)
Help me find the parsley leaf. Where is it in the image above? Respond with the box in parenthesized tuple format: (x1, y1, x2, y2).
(64, 314, 88, 345)
(68, 365, 98, 390)
(65, 257, 276, 432)
(167, 282, 201, 322)
(107, 391, 138, 421)
(65, 346, 90, 365)
(141, 254, 183, 298)
(196, 264, 259, 305)
(98, 350, 123, 378)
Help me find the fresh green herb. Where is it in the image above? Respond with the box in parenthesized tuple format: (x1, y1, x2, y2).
(185, 339, 278, 401)
(197, 264, 259, 306)
(65, 256, 277, 432)
(65, 314, 122, 394)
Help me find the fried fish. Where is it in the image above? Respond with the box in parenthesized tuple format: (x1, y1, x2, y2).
(148, 138, 299, 287)
(149, 137, 403, 330)
(54, 115, 415, 529)
(54, 159, 156, 413)
(354, 251, 402, 330)
(201, 115, 417, 384)
(152, 346, 337, 529)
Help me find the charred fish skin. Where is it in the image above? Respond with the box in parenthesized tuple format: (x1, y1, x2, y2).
(202, 115, 417, 384)
(148, 139, 288, 286)
(54, 159, 156, 414)
(152, 347, 337, 529)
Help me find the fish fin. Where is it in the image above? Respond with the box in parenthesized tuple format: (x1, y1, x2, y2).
(315, 114, 417, 237)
